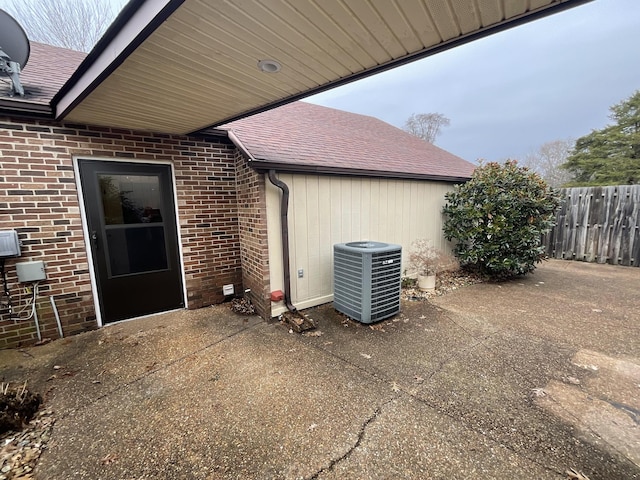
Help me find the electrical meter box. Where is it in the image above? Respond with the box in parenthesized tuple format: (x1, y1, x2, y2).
(16, 261, 46, 282)
(0, 230, 21, 258)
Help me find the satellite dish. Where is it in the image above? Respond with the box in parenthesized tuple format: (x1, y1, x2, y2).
(0, 9, 30, 97)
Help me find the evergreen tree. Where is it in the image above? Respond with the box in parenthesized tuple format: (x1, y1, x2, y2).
(564, 90, 640, 186)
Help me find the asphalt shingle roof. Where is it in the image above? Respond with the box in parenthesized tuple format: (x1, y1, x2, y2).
(222, 101, 475, 180)
(0, 42, 86, 104)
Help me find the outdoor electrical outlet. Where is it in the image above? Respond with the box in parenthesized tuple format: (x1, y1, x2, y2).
(222, 284, 234, 296)
(298, 269, 304, 278)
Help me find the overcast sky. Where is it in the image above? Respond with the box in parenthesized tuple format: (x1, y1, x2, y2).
(305, 0, 640, 164)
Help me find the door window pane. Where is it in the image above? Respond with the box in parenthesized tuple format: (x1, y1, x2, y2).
(106, 226, 168, 276)
(99, 174, 163, 225)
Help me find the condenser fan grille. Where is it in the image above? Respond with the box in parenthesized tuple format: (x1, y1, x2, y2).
(333, 242, 401, 323)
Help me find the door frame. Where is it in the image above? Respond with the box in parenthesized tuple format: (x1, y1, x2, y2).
(73, 156, 188, 327)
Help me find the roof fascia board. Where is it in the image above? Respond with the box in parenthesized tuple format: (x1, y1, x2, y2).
(193, 0, 592, 134)
(247, 160, 471, 184)
(53, 0, 185, 120)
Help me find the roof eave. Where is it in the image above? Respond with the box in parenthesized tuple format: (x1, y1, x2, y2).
(193, 0, 593, 134)
(52, 0, 185, 120)
(247, 159, 471, 183)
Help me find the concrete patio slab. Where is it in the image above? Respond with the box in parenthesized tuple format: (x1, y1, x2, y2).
(1, 260, 638, 479)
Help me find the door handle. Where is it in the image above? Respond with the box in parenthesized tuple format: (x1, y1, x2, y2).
(90, 230, 99, 249)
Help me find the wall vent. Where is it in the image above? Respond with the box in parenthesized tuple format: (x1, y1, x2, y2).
(333, 241, 402, 324)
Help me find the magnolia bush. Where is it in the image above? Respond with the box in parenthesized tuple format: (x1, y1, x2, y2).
(442, 161, 562, 279)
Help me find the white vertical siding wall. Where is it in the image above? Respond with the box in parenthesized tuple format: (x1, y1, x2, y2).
(267, 173, 456, 316)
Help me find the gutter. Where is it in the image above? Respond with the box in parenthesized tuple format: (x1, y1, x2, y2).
(226, 129, 297, 313)
(209, 129, 472, 183)
(0, 99, 52, 117)
(249, 160, 472, 184)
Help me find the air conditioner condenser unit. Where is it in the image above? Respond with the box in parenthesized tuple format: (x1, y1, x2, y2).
(333, 241, 402, 324)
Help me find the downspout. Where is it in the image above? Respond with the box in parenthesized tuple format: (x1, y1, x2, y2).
(267, 170, 297, 313)
(226, 130, 297, 313)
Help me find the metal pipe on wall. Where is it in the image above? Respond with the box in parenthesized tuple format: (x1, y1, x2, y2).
(50, 295, 64, 338)
(267, 170, 296, 313)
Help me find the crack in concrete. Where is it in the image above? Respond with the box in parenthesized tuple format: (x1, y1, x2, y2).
(301, 329, 566, 478)
(55, 321, 262, 420)
(422, 331, 499, 385)
(306, 397, 396, 480)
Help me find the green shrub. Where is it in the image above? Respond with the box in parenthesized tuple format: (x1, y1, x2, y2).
(401, 276, 417, 289)
(442, 161, 561, 279)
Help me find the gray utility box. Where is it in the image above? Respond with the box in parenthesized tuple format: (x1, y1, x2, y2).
(333, 241, 402, 324)
(0, 230, 20, 258)
(16, 260, 46, 282)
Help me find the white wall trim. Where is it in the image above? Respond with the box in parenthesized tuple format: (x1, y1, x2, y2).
(72, 157, 103, 327)
(271, 293, 335, 318)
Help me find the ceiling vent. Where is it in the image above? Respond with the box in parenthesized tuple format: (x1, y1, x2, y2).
(333, 241, 402, 324)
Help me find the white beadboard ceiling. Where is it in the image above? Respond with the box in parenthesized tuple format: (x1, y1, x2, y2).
(59, 0, 589, 134)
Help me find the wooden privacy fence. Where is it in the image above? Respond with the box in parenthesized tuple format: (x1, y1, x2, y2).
(543, 185, 640, 267)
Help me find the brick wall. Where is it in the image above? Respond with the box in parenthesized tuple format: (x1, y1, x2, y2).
(0, 118, 243, 348)
(176, 135, 242, 309)
(234, 150, 271, 319)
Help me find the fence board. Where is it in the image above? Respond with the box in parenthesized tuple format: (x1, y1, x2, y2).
(586, 187, 604, 262)
(629, 186, 640, 267)
(620, 186, 632, 265)
(575, 188, 590, 260)
(544, 185, 640, 267)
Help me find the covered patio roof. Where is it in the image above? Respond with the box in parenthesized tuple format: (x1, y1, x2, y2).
(53, 0, 590, 135)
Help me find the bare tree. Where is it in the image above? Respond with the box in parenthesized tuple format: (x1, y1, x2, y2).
(404, 113, 451, 144)
(522, 138, 575, 188)
(0, 0, 126, 52)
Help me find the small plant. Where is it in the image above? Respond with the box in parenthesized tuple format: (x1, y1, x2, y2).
(408, 239, 448, 276)
(442, 160, 561, 279)
(0, 381, 42, 434)
(401, 274, 417, 289)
